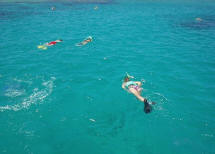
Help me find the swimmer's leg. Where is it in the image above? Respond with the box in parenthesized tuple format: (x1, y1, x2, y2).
(129, 88, 146, 103)
(82, 41, 87, 45)
(138, 87, 143, 94)
(76, 41, 85, 46)
(76, 43, 82, 46)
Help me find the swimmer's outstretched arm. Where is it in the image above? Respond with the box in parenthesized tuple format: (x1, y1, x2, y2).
(76, 42, 82, 45)
(122, 83, 130, 93)
(122, 84, 126, 91)
(134, 81, 142, 87)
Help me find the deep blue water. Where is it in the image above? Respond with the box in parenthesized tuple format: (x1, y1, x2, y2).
(0, 0, 215, 154)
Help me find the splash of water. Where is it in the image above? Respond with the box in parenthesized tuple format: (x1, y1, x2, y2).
(0, 77, 55, 112)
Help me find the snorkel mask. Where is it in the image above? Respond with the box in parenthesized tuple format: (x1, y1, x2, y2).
(87, 36, 93, 40)
(123, 72, 134, 81)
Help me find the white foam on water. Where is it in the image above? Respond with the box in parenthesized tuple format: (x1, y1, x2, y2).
(153, 92, 168, 101)
(0, 77, 55, 112)
(146, 92, 168, 113)
(4, 89, 26, 97)
(201, 134, 214, 137)
(147, 92, 168, 104)
(13, 78, 33, 85)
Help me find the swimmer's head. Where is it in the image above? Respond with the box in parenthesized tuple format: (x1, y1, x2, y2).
(88, 36, 93, 40)
(56, 40, 63, 42)
(51, 7, 56, 11)
(195, 17, 202, 21)
(123, 73, 133, 82)
(124, 76, 130, 82)
(86, 39, 92, 42)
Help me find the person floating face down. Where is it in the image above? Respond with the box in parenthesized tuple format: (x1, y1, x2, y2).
(122, 74, 155, 113)
(46, 40, 63, 46)
(76, 36, 93, 46)
(51, 6, 56, 11)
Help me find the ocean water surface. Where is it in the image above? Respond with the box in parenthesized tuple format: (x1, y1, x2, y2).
(0, 0, 215, 153)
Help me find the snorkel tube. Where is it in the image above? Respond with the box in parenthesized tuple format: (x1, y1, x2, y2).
(126, 72, 134, 79)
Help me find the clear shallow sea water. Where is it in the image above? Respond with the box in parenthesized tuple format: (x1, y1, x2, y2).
(0, 0, 215, 154)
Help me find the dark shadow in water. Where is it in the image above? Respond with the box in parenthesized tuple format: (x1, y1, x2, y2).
(0, 10, 39, 21)
(0, 11, 18, 20)
(58, 0, 116, 11)
(0, 3, 42, 21)
(87, 112, 125, 137)
(180, 16, 215, 30)
(0, 11, 14, 18)
(7, 0, 115, 4)
(53, 0, 115, 5)
(0, 0, 115, 20)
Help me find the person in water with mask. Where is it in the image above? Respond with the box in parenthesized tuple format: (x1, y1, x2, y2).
(37, 39, 62, 50)
(76, 36, 92, 46)
(46, 39, 63, 46)
(122, 73, 155, 113)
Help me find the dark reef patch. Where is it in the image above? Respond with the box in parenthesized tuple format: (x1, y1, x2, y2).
(0, 3, 41, 21)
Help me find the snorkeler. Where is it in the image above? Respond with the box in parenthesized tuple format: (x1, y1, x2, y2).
(51, 6, 56, 11)
(76, 36, 93, 46)
(37, 39, 63, 50)
(122, 73, 155, 113)
(46, 39, 63, 46)
(195, 17, 202, 22)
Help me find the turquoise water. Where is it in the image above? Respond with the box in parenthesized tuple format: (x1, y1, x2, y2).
(0, 0, 215, 153)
